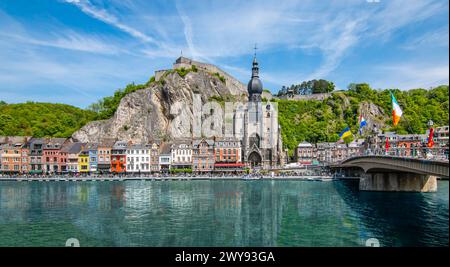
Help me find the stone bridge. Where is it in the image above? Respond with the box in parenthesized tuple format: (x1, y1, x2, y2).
(333, 156, 449, 192)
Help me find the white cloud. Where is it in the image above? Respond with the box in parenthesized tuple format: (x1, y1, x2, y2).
(64, 0, 158, 45)
(0, 31, 122, 55)
(376, 64, 449, 89)
(402, 27, 449, 50)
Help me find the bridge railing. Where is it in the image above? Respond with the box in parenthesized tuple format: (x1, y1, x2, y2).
(364, 147, 449, 161)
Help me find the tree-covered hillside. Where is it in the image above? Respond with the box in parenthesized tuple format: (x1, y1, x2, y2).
(0, 102, 97, 137)
(278, 84, 449, 155)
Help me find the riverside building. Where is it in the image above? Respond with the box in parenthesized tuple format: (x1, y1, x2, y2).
(159, 143, 172, 173)
(78, 146, 89, 174)
(192, 139, 215, 173)
(27, 137, 45, 174)
(170, 140, 193, 171)
(98, 139, 115, 174)
(149, 140, 161, 173)
(0, 141, 29, 174)
(66, 142, 84, 173)
(42, 138, 68, 174)
(126, 144, 151, 173)
(213, 137, 244, 172)
(111, 141, 127, 173)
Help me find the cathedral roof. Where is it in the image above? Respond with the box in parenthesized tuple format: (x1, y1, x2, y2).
(248, 55, 263, 96)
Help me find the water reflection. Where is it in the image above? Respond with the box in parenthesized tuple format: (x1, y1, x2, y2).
(335, 180, 449, 247)
(0, 180, 447, 247)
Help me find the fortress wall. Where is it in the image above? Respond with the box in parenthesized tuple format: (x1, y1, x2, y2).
(279, 93, 332, 101)
(174, 58, 246, 94)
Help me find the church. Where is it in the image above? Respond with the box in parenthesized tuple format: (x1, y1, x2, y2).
(234, 54, 285, 169)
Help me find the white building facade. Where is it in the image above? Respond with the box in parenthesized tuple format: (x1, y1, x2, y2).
(126, 144, 151, 173)
(171, 141, 193, 170)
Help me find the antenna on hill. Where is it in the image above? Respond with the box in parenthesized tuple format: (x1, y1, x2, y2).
(181, 50, 183, 57)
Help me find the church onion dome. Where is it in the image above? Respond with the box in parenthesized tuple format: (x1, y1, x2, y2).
(248, 77, 263, 95)
(247, 56, 263, 95)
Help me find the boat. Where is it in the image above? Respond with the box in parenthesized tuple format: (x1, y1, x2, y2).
(319, 176, 334, 181)
(242, 174, 262, 180)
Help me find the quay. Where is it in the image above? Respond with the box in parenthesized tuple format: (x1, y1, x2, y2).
(0, 175, 336, 182)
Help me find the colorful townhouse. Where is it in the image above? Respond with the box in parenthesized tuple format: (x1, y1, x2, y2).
(126, 144, 151, 173)
(87, 143, 99, 173)
(170, 140, 193, 171)
(149, 140, 161, 173)
(42, 138, 68, 174)
(65, 142, 84, 173)
(78, 145, 90, 174)
(159, 143, 172, 173)
(192, 139, 215, 173)
(213, 137, 243, 172)
(1, 141, 29, 174)
(296, 141, 317, 165)
(111, 141, 127, 173)
(27, 137, 45, 174)
(97, 139, 115, 174)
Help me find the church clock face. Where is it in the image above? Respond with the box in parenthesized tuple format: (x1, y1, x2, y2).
(266, 104, 271, 110)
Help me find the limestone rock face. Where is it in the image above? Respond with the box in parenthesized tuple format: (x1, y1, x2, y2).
(261, 90, 274, 100)
(72, 69, 248, 143)
(358, 101, 386, 132)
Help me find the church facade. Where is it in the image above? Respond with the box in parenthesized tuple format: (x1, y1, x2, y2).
(234, 55, 285, 169)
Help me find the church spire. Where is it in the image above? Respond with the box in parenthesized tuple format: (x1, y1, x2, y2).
(247, 44, 263, 102)
(252, 43, 259, 78)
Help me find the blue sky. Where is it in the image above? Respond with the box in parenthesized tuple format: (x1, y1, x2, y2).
(0, 0, 448, 108)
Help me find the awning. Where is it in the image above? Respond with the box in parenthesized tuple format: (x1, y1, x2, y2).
(214, 163, 245, 167)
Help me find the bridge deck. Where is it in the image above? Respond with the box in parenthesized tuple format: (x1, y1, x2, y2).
(334, 156, 449, 178)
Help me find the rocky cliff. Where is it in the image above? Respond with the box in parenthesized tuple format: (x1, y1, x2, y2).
(72, 67, 248, 143)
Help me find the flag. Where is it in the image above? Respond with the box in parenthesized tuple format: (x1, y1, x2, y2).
(385, 137, 390, 153)
(359, 114, 367, 134)
(339, 127, 352, 140)
(427, 128, 434, 148)
(391, 92, 403, 126)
